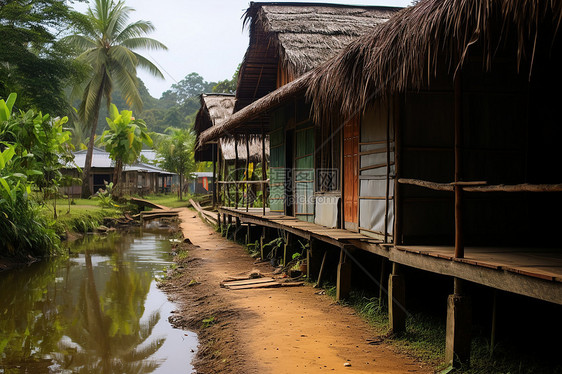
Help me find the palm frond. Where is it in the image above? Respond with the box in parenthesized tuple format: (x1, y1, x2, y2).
(131, 52, 164, 79)
(120, 37, 167, 51)
(115, 20, 156, 42)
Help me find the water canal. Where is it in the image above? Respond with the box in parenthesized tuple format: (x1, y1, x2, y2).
(0, 222, 197, 373)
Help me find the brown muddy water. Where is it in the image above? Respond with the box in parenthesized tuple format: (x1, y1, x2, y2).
(0, 222, 197, 373)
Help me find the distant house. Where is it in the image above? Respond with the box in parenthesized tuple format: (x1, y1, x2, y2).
(63, 147, 175, 197)
(188, 172, 215, 194)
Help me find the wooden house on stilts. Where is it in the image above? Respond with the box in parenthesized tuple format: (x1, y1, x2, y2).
(194, 93, 270, 207)
(198, 0, 562, 368)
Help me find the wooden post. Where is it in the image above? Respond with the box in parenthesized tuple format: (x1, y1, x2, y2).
(307, 238, 322, 282)
(246, 132, 250, 212)
(454, 71, 464, 259)
(388, 262, 406, 334)
(490, 290, 497, 358)
(393, 95, 402, 245)
(246, 223, 251, 246)
(261, 125, 267, 216)
(379, 257, 386, 307)
(260, 226, 266, 260)
(314, 250, 328, 288)
(212, 143, 218, 207)
(445, 277, 472, 367)
(234, 216, 241, 242)
(283, 232, 289, 266)
(235, 136, 239, 210)
(384, 99, 391, 243)
(336, 248, 352, 301)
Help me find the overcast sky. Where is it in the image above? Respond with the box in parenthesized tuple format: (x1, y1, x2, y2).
(73, 0, 412, 98)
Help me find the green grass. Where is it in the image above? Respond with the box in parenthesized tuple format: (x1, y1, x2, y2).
(41, 198, 122, 234)
(139, 193, 193, 209)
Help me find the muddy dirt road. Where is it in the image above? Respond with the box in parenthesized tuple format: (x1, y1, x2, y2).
(161, 209, 432, 373)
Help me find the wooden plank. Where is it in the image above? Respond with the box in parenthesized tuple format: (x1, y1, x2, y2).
(130, 197, 170, 210)
(226, 281, 304, 290)
(221, 278, 276, 287)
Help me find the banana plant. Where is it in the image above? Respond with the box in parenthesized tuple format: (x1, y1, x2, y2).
(99, 104, 153, 197)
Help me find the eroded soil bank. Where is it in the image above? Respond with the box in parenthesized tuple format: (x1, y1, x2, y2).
(160, 208, 434, 374)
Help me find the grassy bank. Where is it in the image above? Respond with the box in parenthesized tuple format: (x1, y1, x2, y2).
(41, 198, 122, 235)
(138, 193, 193, 209)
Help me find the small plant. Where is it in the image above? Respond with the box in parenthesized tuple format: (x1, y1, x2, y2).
(202, 316, 216, 328)
(96, 181, 119, 208)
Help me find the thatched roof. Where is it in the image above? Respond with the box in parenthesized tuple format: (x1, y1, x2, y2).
(194, 93, 235, 135)
(306, 0, 562, 122)
(198, 73, 308, 145)
(235, 2, 400, 111)
(194, 93, 269, 162)
(219, 137, 269, 162)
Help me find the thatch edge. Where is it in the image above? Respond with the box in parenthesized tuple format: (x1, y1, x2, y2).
(305, 0, 562, 123)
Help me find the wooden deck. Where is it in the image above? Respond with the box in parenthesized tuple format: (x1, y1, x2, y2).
(219, 207, 562, 305)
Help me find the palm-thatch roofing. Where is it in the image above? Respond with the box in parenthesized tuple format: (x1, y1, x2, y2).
(198, 73, 308, 145)
(194, 93, 269, 162)
(199, 2, 400, 145)
(235, 2, 400, 111)
(305, 0, 562, 122)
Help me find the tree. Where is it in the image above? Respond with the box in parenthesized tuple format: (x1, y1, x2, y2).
(64, 0, 167, 197)
(0, 0, 83, 114)
(156, 128, 194, 200)
(212, 64, 240, 94)
(161, 72, 215, 105)
(98, 104, 152, 197)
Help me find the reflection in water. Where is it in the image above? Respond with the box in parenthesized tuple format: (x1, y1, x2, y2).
(0, 226, 197, 373)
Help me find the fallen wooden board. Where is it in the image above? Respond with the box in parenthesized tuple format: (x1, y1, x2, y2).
(221, 278, 275, 287)
(226, 281, 304, 290)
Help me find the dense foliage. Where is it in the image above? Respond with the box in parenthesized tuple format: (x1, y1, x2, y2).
(0, 93, 73, 258)
(0, 0, 84, 114)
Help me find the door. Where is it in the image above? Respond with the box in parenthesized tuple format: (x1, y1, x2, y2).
(343, 115, 360, 230)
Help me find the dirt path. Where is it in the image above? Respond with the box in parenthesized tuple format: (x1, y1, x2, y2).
(162, 209, 432, 374)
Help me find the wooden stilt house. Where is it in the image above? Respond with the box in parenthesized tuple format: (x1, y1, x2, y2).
(199, 2, 399, 219)
(199, 0, 562, 368)
(194, 93, 269, 207)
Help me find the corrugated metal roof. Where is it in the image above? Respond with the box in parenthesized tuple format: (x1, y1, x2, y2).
(69, 148, 174, 175)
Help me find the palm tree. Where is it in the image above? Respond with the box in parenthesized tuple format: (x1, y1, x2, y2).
(65, 0, 166, 197)
(99, 104, 153, 196)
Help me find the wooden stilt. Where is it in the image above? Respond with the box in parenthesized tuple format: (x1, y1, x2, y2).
(379, 257, 386, 306)
(446, 277, 472, 368)
(315, 250, 328, 288)
(388, 262, 406, 333)
(260, 226, 266, 260)
(490, 290, 497, 358)
(336, 248, 352, 301)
